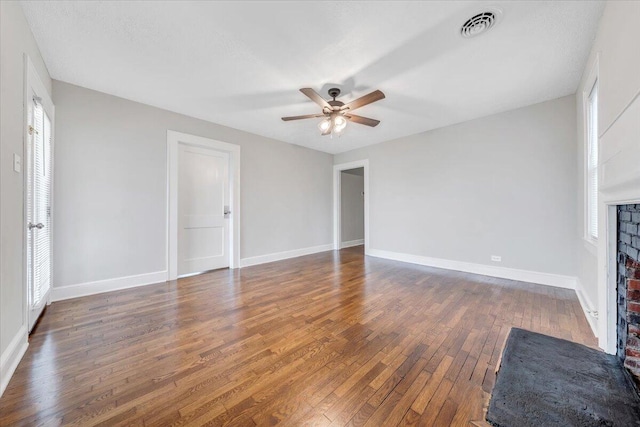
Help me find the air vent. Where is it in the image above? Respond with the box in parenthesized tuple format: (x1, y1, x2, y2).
(460, 11, 498, 38)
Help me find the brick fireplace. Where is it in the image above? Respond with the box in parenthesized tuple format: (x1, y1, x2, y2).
(617, 204, 640, 381)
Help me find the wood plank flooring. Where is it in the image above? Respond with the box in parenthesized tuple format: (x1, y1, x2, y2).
(0, 246, 596, 426)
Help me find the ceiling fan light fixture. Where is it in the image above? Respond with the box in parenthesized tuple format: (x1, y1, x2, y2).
(333, 115, 347, 133)
(318, 118, 332, 133)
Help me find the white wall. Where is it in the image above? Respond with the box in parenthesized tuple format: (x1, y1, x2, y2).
(52, 81, 333, 291)
(575, 1, 640, 345)
(340, 170, 364, 244)
(0, 1, 52, 394)
(335, 95, 577, 280)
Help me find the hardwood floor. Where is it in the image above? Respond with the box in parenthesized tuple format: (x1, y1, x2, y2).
(0, 246, 596, 426)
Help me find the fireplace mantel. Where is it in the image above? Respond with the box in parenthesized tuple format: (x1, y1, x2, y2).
(597, 92, 640, 353)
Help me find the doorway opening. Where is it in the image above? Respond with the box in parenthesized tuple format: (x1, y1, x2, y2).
(340, 168, 365, 248)
(167, 131, 240, 280)
(333, 160, 369, 254)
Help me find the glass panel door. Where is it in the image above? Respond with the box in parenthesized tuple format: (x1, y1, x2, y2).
(27, 95, 52, 331)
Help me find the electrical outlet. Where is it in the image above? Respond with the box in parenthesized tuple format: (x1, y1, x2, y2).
(491, 255, 502, 262)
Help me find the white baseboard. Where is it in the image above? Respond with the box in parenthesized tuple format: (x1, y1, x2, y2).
(341, 239, 364, 249)
(52, 270, 168, 301)
(368, 248, 577, 290)
(575, 279, 599, 337)
(240, 244, 333, 268)
(0, 325, 28, 398)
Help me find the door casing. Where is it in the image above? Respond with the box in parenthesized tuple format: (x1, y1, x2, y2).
(23, 55, 55, 331)
(167, 131, 240, 280)
(333, 160, 370, 254)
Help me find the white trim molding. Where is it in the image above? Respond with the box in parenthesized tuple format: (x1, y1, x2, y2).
(341, 239, 365, 249)
(167, 130, 241, 279)
(334, 160, 370, 254)
(240, 244, 333, 268)
(368, 249, 577, 289)
(51, 270, 168, 301)
(0, 325, 28, 397)
(575, 279, 599, 338)
(596, 91, 640, 354)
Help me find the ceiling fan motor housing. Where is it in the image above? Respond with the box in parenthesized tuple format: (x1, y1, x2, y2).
(328, 88, 341, 99)
(327, 89, 344, 111)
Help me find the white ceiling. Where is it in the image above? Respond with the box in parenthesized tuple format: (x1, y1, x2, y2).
(21, 1, 604, 154)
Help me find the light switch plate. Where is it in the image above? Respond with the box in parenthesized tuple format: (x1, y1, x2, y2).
(13, 154, 21, 173)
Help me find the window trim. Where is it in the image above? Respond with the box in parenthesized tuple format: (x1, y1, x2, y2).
(582, 55, 599, 248)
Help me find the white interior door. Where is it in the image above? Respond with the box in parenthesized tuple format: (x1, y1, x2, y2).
(178, 144, 230, 276)
(27, 91, 53, 331)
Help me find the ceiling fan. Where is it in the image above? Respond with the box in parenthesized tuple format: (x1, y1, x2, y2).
(282, 87, 385, 136)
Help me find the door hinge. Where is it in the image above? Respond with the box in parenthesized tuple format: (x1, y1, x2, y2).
(28, 125, 38, 136)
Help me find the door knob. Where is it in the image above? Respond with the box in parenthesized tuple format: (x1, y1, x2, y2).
(28, 222, 44, 230)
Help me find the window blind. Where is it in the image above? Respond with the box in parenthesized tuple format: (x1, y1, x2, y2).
(27, 99, 52, 307)
(586, 81, 598, 240)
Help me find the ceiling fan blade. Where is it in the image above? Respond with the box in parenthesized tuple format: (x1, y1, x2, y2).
(340, 90, 385, 111)
(345, 114, 380, 127)
(300, 88, 331, 110)
(281, 113, 326, 121)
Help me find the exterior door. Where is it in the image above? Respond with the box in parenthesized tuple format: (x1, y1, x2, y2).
(178, 144, 230, 276)
(27, 92, 53, 331)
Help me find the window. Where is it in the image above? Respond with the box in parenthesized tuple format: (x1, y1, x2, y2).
(586, 79, 598, 241)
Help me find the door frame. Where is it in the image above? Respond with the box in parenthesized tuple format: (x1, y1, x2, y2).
(333, 160, 369, 254)
(23, 55, 55, 331)
(167, 131, 240, 280)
